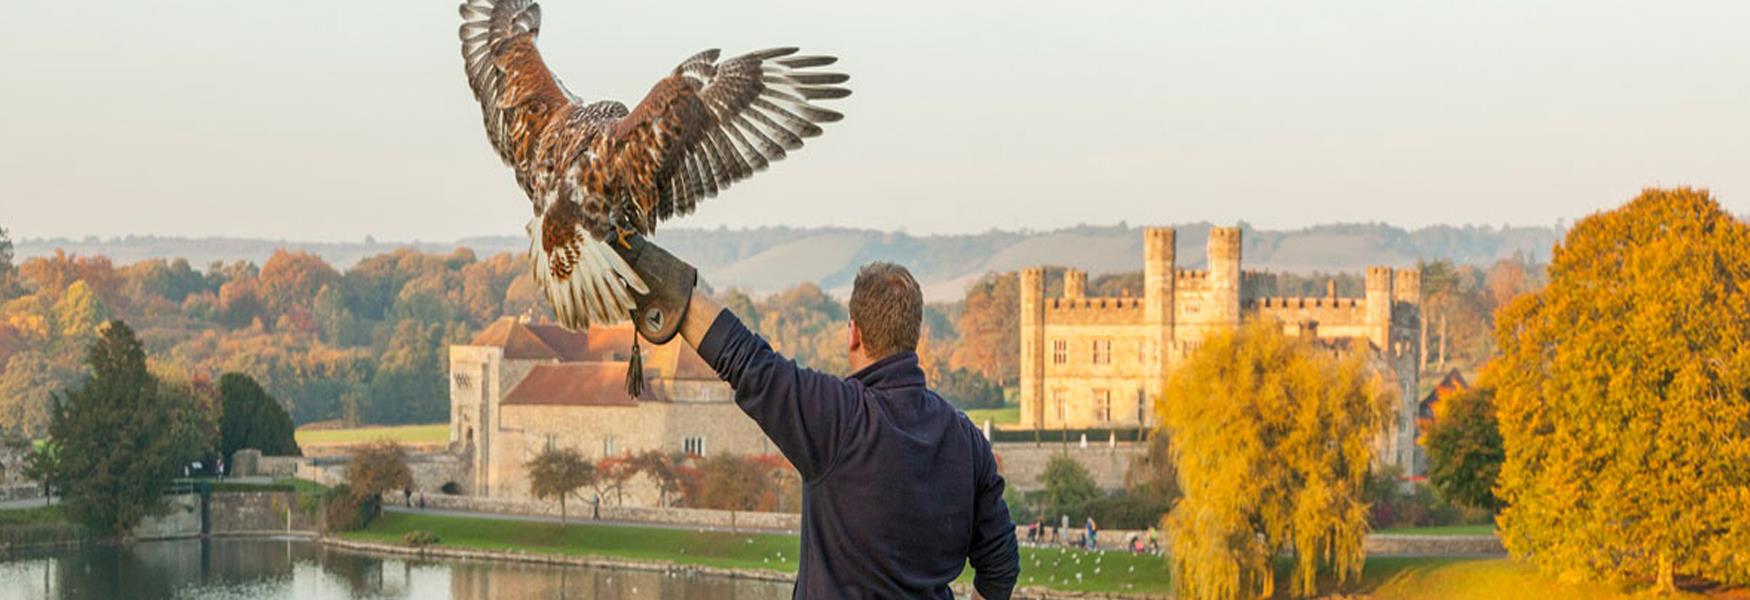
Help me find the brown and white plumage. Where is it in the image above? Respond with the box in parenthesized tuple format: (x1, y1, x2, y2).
(459, 0, 851, 330)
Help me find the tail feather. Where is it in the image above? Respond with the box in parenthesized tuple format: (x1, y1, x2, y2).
(529, 219, 647, 330)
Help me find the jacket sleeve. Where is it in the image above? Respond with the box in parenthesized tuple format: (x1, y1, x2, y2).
(695, 310, 862, 481)
(966, 421, 1020, 599)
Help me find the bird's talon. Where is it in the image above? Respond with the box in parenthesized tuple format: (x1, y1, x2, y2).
(616, 228, 635, 250)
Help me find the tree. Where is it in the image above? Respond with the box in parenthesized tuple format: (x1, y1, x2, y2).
(0, 226, 20, 301)
(1040, 454, 1099, 523)
(0, 351, 82, 437)
(950, 273, 1020, 384)
(348, 440, 412, 499)
(1492, 188, 1750, 591)
(53, 281, 108, 341)
(526, 446, 596, 525)
(631, 451, 683, 507)
(46, 321, 203, 536)
(1420, 379, 1502, 511)
(218, 372, 301, 459)
(684, 454, 768, 532)
(596, 453, 640, 507)
(1161, 321, 1390, 599)
(258, 250, 341, 317)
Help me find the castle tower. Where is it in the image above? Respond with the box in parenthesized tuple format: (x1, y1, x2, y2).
(1142, 228, 1175, 423)
(1365, 267, 1395, 350)
(1019, 268, 1047, 429)
(1207, 227, 1243, 329)
(1063, 269, 1087, 300)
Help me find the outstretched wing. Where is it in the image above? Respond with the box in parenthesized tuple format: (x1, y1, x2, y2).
(606, 47, 851, 232)
(459, 0, 578, 203)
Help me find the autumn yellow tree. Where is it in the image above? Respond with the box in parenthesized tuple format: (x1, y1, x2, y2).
(1492, 187, 1750, 591)
(1161, 321, 1390, 600)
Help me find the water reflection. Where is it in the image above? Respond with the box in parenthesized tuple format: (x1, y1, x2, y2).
(0, 537, 791, 600)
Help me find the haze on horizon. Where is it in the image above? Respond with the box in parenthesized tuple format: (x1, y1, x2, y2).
(3, 1, 1746, 243)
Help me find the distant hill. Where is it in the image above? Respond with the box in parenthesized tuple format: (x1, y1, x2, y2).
(16, 222, 1561, 301)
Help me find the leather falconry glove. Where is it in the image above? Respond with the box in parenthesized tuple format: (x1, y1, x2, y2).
(613, 235, 698, 398)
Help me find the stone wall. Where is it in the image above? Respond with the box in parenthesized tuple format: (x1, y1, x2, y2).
(0, 484, 41, 503)
(1364, 534, 1504, 556)
(994, 442, 1144, 492)
(256, 456, 302, 478)
(404, 493, 802, 532)
(135, 493, 203, 540)
(293, 452, 471, 494)
(208, 491, 320, 535)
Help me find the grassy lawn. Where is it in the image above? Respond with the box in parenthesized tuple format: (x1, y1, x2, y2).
(346, 512, 1174, 594)
(1360, 557, 1711, 599)
(0, 504, 62, 526)
(296, 424, 449, 446)
(963, 404, 1021, 426)
(346, 512, 1723, 598)
(1375, 524, 1496, 536)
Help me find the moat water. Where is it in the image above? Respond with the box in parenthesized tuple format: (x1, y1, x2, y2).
(0, 537, 791, 600)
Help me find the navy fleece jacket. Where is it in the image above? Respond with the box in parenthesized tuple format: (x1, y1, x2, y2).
(696, 310, 1019, 599)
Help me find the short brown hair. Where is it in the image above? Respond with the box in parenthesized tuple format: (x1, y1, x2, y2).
(848, 262, 922, 361)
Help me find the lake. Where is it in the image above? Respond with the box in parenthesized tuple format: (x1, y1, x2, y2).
(0, 537, 793, 600)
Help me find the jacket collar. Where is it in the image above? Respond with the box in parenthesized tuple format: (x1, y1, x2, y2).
(849, 351, 926, 390)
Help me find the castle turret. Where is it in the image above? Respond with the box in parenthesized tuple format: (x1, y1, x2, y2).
(1365, 266, 1394, 349)
(1019, 268, 1047, 429)
(1063, 269, 1087, 300)
(1393, 269, 1421, 305)
(1207, 227, 1243, 328)
(1142, 228, 1176, 425)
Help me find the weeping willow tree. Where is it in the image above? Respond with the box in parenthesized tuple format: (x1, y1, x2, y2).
(1161, 321, 1392, 599)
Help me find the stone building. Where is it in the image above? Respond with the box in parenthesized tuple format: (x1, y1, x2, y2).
(1018, 226, 1425, 473)
(448, 318, 770, 500)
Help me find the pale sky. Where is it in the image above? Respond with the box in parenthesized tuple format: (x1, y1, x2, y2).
(3, 1, 1746, 242)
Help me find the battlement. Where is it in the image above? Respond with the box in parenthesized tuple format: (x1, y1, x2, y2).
(1207, 226, 1242, 259)
(1049, 297, 1145, 310)
(1252, 296, 1363, 309)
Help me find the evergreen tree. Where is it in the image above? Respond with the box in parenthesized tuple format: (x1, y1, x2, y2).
(218, 372, 301, 459)
(1493, 188, 1750, 590)
(1421, 380, 1503, 511)
(46, 321, 200, 536)
(1040, 454, 1100, 522)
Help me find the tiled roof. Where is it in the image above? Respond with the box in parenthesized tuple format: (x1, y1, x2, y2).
(501, 362, 652, 407)
(525, 323, 594, 362)
(469, 318, 597, 362)
(586, 325, 636, 361)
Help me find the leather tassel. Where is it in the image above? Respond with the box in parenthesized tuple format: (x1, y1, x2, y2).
(625, 335, 644, 399)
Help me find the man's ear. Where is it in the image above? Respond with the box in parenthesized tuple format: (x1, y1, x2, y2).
(847, 319, 863, 353)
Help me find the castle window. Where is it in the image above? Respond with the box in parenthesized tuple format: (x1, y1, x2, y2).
(1092, 339, 1112, 365)
(1137, 389, 1148, 424)
(1092, 388, 1111, 422)
(1052, 389, 1066, 423)
(543, 434, 558, 451)
(1052, 340, 1067, 365)
(683, 436, 707, 456)
(603, 435, 615, 457)
(452, 372, 473, 390)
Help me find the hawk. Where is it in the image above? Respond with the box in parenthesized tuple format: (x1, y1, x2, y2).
(459, 0, 850, 331)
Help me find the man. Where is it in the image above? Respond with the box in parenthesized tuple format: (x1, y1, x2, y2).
(621, 244, 1019, 599)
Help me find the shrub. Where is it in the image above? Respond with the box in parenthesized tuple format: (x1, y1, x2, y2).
(323, 484, 380, 532)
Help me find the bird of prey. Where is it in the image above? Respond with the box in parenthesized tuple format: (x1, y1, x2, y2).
(459, 0, 851, 333)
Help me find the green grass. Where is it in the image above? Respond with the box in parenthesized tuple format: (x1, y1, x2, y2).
(1375, 524, 1497, 537)
(963, 404, 1021, 426)
(274, 478, 331, 495)
(346, 512, 1174, 594)
(0, 504, 62, 526)
(1360, 557, 1709, 599)
(346, 512, 1716, 598)
(296, 424, 449, 446)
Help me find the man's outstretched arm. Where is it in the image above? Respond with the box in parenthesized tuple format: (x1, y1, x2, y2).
(674, 289, 862, 481)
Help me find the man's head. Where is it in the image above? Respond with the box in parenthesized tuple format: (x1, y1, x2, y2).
(847, 262, 922, 372)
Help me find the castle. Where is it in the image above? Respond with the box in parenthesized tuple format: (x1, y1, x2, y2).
(1018, 227, 1425, 473)
(448, 318, 770, 500)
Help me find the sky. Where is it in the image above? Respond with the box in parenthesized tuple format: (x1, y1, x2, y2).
(2, 0, 1746, 242)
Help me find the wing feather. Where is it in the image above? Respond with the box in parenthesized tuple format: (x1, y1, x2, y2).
(459, 0, 578, 203)
(604, 46, 851, 233)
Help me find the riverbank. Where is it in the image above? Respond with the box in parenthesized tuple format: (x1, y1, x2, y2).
(338, 511, 1739, 599)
